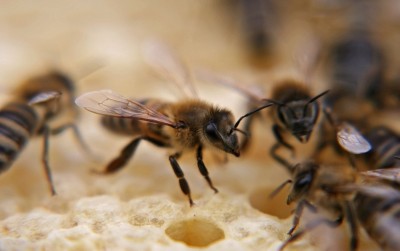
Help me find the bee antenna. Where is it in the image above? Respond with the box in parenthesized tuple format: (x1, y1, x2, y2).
(262, 99, 284, 106)
(232, 127, 249, 137)
(231, 103, 274, 133)
(269, 179, 293, 198)
(302, 90, 330, 116)
(308, 90, 330, 104)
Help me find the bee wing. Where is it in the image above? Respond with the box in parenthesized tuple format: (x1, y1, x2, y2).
(361, 168, 400, 184)
(195, 68, 264, 104)
(29, 91, 62, 105)
(355, 184, 400, 199)
(337, 122, 371, 154)
(75, 90, 177, 128)
(143, 41, 198, 98)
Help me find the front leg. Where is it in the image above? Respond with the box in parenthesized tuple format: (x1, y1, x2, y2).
(197, 145, 218, 193)
(288, 200, 306, 236)
(270, 143, 293, 172)
(270, 125, 295, 172)
(169, 152, 194, 206)
(272, 124, 295, 152)
(287, 200, 317, 236)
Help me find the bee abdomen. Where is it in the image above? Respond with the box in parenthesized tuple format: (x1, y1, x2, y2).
(0, 103, 38, 173)
(101, 116, 141, 135)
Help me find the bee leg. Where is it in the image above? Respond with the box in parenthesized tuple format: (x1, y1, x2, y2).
(288, 200, 317, 236)
(270, 143, 293, 172)
(288, 200, 305, 236)
(344, 201, 358, 251)
(42, 125, 57, 196)
(49, 123, 94, 158)
(197, 145, 218, 193)
(169, 153, 194, 206)
(272, 124, 294, 153)
(279, 215, 343, 251)
(102, 137, 143, 173)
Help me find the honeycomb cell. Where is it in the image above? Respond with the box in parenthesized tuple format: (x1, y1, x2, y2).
(165, 218, 225, 247)
(249, 186, 294, 219)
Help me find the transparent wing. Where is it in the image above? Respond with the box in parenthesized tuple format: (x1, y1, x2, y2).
(337, 122, 371, 154)
(195, 68, 264, 103)
(355, 184, 400, 200)
(75, 90, 177, 127)
(29, 91, 61, 105)
(143, 40, 198, 98)
(361, 167, 400, 184)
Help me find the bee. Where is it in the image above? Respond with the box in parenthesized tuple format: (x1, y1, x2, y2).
(0, 71, 89, 195)
(75, 42, 241, 206)
(198, 70, 329, 171)
(314, 32, 381, 161)
(271, 161, 359, 251)
(362, 126, 400, 169)
(236, 0, 278, 57)
(354, 184, 400, 251)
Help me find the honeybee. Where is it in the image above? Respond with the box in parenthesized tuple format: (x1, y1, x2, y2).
(354, 184, 400, 251)
(325, 32, 384, 108)
(314, 31, 381, 161)
(0, 71, 89, 195)
(198, 69, 329, 171)
(362, 126, 400, 169)
(236, 0, 278, 57)
(272, 161, 359, 251)
(76, 42, 241, 206)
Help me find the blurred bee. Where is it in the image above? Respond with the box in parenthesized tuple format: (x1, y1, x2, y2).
(0, 71, 89, 195)
(236, 0, 278, 57)
(315, 107, 372, 167)
(271, 161, 359, 251)
(354, 184, 400, 251)
(314, 31, 381, 162)
(75, 42, 241, 206)
(362, 126, 400, 169)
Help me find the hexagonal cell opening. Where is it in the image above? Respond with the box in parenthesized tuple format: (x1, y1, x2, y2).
(249, 186, 294, 219)
(165, 218, 225, 247)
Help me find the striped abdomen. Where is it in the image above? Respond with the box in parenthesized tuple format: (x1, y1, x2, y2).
(365, 126, 400, 169)
(101, 116, 142, 135)
(0, 102, 38, 173)
(100, 99, 172, 143)
(355, 188, 400, 251)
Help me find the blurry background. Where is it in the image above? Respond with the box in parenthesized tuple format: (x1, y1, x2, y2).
(0, 1, 399, 250)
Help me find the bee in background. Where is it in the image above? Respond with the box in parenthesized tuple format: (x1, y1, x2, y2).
(314, 31, 382, 162)
(0, 71, 90, 195)
(314, 107, 372, 168)
(354, 185, 400, 251)
(362, 126, 400, 170)
(271, 161, 359, 251)
(76, 42, 241, 206)
(236, 0, 278, 57)
(323, 31, 384, 112)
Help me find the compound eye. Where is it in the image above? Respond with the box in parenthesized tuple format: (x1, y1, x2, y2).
(205, 122, 220, 140)
(294, 173, 312, 190)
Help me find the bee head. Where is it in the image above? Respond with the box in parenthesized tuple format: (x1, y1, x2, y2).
(278, 90, 329, 143)
(204, 109, 240, 157)
(287, 162, 318, 204)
